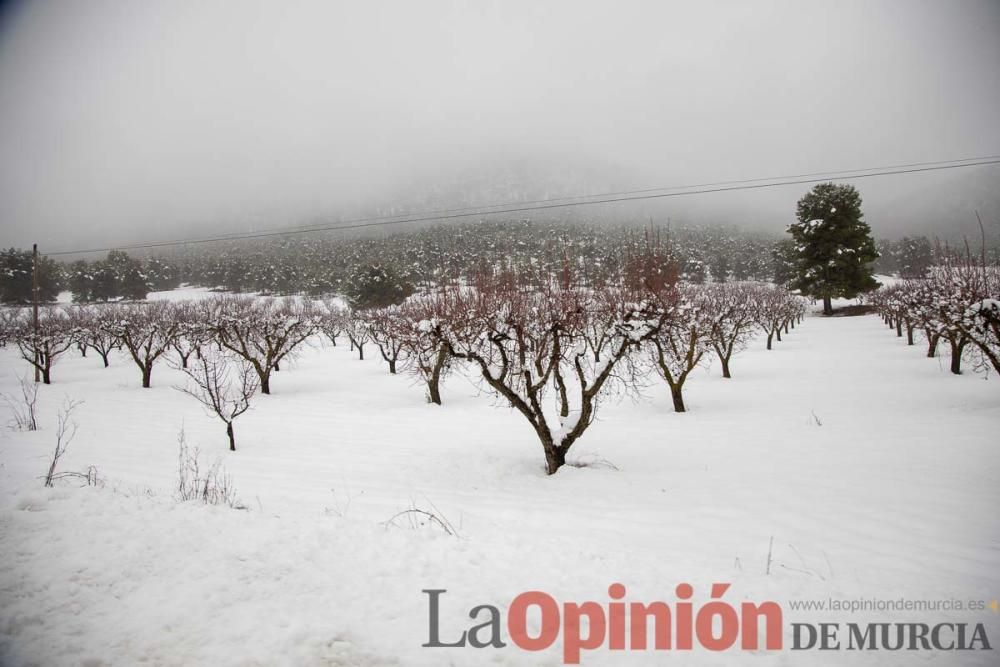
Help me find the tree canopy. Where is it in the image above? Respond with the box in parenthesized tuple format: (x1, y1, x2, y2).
(343, 264, 414, 310)
(0, 247, 62, 305)
(787, 183, 879, 314)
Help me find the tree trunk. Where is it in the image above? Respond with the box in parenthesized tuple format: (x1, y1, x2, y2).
(766, 332, 774, 350)
(253, 364, 272, 395)
(784, 321, 790, 335)
(357, 344, 364, 361)
(42, 366, 51, 385)
(949, 339, 965, 375)
(99, 352, 110, 367)
(776, 327, 782, 342)
(426, 347, 446, 405)
(543, 444, 566, 476)
(670, 384, 686, 413)
(226, 422, 235, 452)
(822, 296, 833, 315)
(141, 364, 152, 388)
(895, 320, 903, 337)
(926, 334, 939, 358)
(906, 323, 915, 346)
(427, 379, 442, 405)
(388, 358, 396, 374)
(720, 356, 731, 379)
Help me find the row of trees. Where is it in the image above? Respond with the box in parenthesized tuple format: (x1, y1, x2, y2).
(0, 247, 61, 304)
(1, 271, 805, 471)
(874, 236, 935, 278)
(0, 248, 172, 305)
(65, 250, 165, 302)
(870, 259, 1000, 376)
(0, 298, 321, 389)
(354, 272, 805, 472)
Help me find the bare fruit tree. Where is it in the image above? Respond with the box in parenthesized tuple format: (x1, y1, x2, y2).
(432, 268, 661, 475)
(0, 308, 19, 348)
(171, 301, 212, 369)
(397, 295, 453, 405)
(177, 350, 259, 452)
(12, 306, 80, 384)
(366, 305, 408, 374)
(344, 310, 371, 361)
(208, 296, 319, 394)
(704, 282, 758, 379)
(76, 305, 121, 368)
(751, 284, 799, 350)
(319, 299, 347, 346)
(109, 301, 182, 388)
(647, 285, 715, 413)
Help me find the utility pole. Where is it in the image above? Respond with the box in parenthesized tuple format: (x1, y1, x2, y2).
(32, 243, 40, 382)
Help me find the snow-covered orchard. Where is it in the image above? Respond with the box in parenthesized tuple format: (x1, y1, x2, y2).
(0, 275, 997, 666)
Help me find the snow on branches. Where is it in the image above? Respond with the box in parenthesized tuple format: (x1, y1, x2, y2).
(872, 259, 1000, 375)
(420, 268, 663, 474)
(9, 307, 80, 385)
(0, 275, 806, 474)
(207, 296, 321, 394)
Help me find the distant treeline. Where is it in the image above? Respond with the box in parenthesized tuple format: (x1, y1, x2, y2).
(0, 219, 993, 304)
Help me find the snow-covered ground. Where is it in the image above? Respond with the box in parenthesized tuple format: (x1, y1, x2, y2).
(57, 285, 227, 304)
(0, 308, 997, 665)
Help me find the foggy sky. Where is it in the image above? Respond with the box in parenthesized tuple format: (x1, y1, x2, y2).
(1, 0, 999, 253)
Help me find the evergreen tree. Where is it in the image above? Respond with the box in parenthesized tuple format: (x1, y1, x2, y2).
(68, 259, 95, 303)
(144, 256, 181, 291)
(787, 183, 879, 314)
(770, 239, 799, 286)
(91, 261, 120, 301)
(70, 250, 151, 302)
(874, 238, 899, 276)
(897, 235, 933, 279)
(106, 250, 149, 301)
(0, 247, 61, 304)
(343, 265, 414, 310)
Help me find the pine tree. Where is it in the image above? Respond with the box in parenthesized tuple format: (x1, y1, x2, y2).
(343, 265, 414, 310)
(0, 248, 61, 304)
(91, 261, 120, 301)
(68, 259, 94, 303)
(897, 235, 933, 279)
(104, 250, 147, 300)
(787, 183, 879, 315)
(770, 239, 799, 286)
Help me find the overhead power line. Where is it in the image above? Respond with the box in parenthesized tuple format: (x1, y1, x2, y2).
(44, 155, 1000, 257)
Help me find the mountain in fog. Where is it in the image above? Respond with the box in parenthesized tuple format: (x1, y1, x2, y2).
(864, 165, 1000, 243)
(356, 156, 1000, 243)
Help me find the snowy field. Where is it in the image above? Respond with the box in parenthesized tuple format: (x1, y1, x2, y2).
(0, 304, 997, 666)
